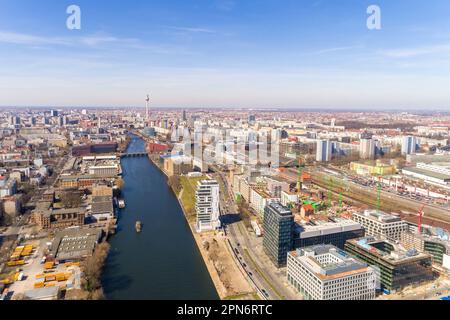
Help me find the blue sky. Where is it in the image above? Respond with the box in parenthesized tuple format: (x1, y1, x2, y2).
(1, 0, 450, 109)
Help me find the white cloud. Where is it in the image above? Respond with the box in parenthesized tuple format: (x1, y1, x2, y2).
(0, 31, 70, 46)
(167, 26, 216, 34)
(381, 44, 450, 58)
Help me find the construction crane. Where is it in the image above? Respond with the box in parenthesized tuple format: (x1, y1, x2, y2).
(418, 204, 425, 234)
(376, 183, 382, 211)
(296, 156, 305, 196)
(328, 178, 334, 207)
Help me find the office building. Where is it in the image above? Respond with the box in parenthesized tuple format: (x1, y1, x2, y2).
(263, 202, 294, 267)
(402, 136, 418, 155)
(345, 237, 434, 293)
(351, 210, 408, 241)
(293, 218, 364, 249)
(196, 180, 221, 232)
(287, 245, 376, 300)
(316, 140, 332, 162)
(400, 231, 450, 267)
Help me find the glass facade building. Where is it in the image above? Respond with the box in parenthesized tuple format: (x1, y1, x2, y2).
(263, 202, 294, 268)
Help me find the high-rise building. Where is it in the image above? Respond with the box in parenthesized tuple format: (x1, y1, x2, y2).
(360, 134, 376, 160)
(316, 140, 332, 162)
(10, 116, 20, 126)
(248, 114, 256, 123)
(263, 202, 294, 267)
(196, 180, 221, 232)
(182, 110, 187, 121)
(402, 136, 418, 155)
(50, 109, 59, 117)
(287, 245, 376, 300)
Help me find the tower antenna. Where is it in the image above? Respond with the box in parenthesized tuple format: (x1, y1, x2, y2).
(145, 94, 150, 122)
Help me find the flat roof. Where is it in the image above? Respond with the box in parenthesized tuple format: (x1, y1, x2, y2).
(402, 167, 450, 181)
(295, 218, 362, 239)
(347, 237, 431, 264)
(24, 286, 60, 300)
(290, 245, 369, 280)
(354, 210, 403, 223)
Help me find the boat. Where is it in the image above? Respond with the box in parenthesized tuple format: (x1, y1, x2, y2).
(118, 199, 126, 209)
(135, 221, 142, 233)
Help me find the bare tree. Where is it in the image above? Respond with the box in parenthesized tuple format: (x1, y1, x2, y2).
(82, 242, 110, 295)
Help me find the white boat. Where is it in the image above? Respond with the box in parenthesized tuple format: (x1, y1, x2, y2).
(118, 199, 126, 209)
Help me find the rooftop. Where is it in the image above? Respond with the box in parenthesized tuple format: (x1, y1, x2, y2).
(402, 167, 450, 181)
(347, 237, 431, 264)
(354, 210, 403, 223)
(267, 202, 292, 216)
(295, 217, 362, 239)
(290, 245, 369, 280)
(50, 227, 103, 261)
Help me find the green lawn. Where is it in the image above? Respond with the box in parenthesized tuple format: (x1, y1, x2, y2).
(179, 176, 205, 217)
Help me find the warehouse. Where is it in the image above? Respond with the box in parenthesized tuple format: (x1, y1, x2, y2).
(50, 227, 103, 262)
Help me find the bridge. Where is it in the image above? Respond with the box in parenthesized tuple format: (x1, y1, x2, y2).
(120, 152, 148, 158)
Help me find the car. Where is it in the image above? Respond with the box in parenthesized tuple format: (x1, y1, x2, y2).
(243, 263, 247, 268)
(248, 272, 253, 277)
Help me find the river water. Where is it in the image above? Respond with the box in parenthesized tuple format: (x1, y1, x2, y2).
(102, 135, 219, 300)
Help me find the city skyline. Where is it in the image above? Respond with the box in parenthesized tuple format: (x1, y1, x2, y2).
(1, 0, 450, 109)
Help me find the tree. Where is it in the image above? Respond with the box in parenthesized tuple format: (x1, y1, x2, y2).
(167, 176, 181, 195)
(82, 242, 110, 294)
(60, 192, 82, 208)
(115, 178, 125, 190)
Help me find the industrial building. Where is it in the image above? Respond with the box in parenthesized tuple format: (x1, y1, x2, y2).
(345, 237, 434, 293)
(351, 210, 408, 241)
(293, 217, 364, 250)
(49, 227, 103, 262)
(287, 245, 376, 300)
(263, 202, 294, 268)
(195, 180, 221, 232)
(350, 160, 397, 176)
(402, 163, 450, 188)
(32, 207, 86, 230)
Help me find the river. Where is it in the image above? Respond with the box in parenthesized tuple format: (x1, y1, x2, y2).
(102, 135, 219, 300)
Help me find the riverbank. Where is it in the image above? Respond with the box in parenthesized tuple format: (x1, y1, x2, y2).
(147, 156, 255, 300)
(102, 136, 218, 300)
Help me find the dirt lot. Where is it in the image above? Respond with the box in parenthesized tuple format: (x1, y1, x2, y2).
(192, 228, 254, 299)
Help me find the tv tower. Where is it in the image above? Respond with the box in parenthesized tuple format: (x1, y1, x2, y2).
(145, 94, 150, 122)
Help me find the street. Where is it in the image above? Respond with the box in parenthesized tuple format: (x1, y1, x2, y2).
(213, 169, 301, 301)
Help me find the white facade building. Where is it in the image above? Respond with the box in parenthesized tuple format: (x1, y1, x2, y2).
(196, 180, 221, 232)
(360, 138, 376, 160)
(316, 140, 332, 162)
(287, 245, 376, 300)
(402, 136, 418, 155)
(352, 210, 408, 241)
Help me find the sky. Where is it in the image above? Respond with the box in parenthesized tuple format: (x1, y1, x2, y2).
(1, 0, 450, 109)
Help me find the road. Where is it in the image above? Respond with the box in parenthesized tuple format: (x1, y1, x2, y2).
(212, 168, 300, 301)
